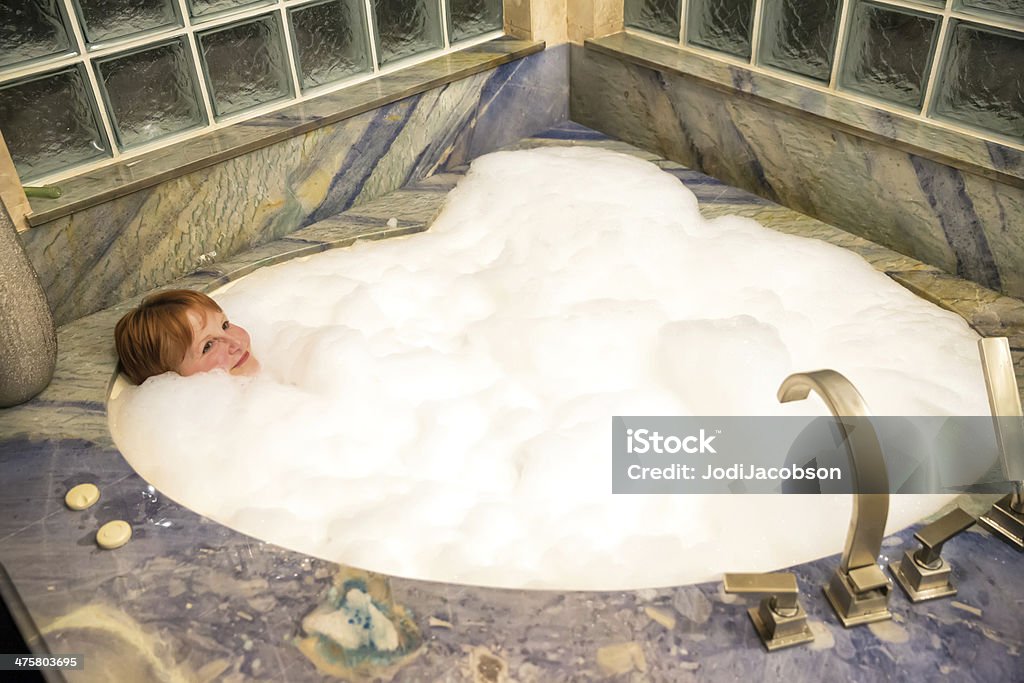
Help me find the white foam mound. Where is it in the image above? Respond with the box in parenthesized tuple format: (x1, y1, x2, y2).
(110, 147, 990, 590)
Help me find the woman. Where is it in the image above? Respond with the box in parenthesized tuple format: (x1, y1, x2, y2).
(115, 289, 260, 385)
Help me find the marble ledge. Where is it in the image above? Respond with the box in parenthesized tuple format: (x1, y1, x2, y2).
(889, 270, 1024, 343)
(585, 32, 1024, 188)
(22, 37, 544, 228)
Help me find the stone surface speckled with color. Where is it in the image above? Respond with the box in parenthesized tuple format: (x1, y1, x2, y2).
(0, 126, 1021, 682)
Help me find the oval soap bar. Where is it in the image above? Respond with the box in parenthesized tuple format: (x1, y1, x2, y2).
(65, 483, 100, 510)
(96, 520, 132, 549)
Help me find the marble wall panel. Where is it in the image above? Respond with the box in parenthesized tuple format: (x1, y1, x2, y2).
(570, 45, 1024, 298)
(567, 0, 624, 44)
(502, 0, 568, 44)
(531, 0, 569, 44)
(21, 45, 569, 326)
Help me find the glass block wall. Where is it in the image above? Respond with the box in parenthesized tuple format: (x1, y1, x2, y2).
(623, 0, 1024, 142)
(0, 0, 503, 182)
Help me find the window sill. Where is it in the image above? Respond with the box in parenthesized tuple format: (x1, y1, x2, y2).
(24, 36, 544, 228)
(585, 32, 1024, 189)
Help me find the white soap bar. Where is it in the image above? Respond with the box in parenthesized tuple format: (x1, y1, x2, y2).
(96, 520, 132, 549)
(65, 483, 100, 510)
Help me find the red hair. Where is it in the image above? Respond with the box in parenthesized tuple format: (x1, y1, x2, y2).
(114, 290, 222, 384)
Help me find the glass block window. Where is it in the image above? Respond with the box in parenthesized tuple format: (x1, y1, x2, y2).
(686, 0, 755, 59)
(371, 0, 445, 66)
(0, 1, 76, 70)
(957, 0, 1024, 20)
(624, 0, 681, 41)
(94, 40, 206, 149)
(0, 0, 501, 182)
(759, 0, 843, 82)
(839, 1, 940, 110)
(289, 0, 372, 91)
(625, 0, 1024, 142)
(0, 66, 109, 179)
(187, 0, 273, 22)
(933, 21, 1024, 138)
(72, 0, 182, 46)
(448, 0, 504, 44)
(198, 14, 293, 116)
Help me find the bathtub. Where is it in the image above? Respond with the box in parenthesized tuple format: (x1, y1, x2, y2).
(0, 125, 1020, 681)
(109, 142, 995, 594)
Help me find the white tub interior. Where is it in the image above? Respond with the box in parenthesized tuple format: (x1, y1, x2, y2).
(109, 147, 992, 590)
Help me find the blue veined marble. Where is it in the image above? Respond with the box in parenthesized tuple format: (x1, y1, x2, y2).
(570, 40, 1024, 301)
(533, 120, 612, 140)
(0, 441, 1020, 681)
(19, 44, 569, 327)
(0, 126, 1022, 681)
(586, 33, 1024, 183)
(909, 156, 1000, 292)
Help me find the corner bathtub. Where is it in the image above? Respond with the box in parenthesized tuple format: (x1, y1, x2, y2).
(0, 126, 1020, 682)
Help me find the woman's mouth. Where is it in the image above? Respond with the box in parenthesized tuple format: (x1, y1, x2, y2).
(233, 351, 250, 369)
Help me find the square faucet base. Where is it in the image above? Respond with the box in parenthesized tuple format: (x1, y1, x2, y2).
(823, 584, 892, 628)
(978, 494, 1024, 551)
(747, 608, 814, 651)
(889, 561, 957, 602)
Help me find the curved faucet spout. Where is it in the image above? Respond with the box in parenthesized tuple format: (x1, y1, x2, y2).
(778, 370, 890, 573)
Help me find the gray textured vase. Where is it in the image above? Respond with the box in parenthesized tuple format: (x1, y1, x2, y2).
(0, 199, 56, 408)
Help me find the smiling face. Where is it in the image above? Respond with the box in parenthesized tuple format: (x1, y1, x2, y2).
(177, 308, 260, 377)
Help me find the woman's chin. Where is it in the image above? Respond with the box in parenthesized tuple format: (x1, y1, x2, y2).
(231, 354, 261, 376)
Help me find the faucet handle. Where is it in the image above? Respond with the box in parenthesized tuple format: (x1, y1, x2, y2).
(722, 572, 814, 651)
(977, 337, 1024, 550)
(915, 506, 976, 565)
(889, 507, 975, 602)
(723, 572, 799, 611)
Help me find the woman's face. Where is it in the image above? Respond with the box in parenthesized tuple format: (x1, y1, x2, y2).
(177, 307, 260, 377)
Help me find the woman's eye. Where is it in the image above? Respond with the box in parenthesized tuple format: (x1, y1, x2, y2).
(222, 320, 229, 330)
(202, 341, 213, 354)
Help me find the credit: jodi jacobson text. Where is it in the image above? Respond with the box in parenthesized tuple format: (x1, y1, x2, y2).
(626, 464, 843, 481)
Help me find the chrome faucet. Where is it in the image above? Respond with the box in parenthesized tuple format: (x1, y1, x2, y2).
(977, 337, 1024, 551)
(778, 369, 893, 626)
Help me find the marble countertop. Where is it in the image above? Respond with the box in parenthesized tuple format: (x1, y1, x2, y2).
(1, 124, 1021, 682)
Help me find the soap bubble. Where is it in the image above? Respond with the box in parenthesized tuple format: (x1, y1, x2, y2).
(110, 147, 988, 590)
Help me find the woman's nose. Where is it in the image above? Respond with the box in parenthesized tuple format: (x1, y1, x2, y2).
(221, 335, 242, 352)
